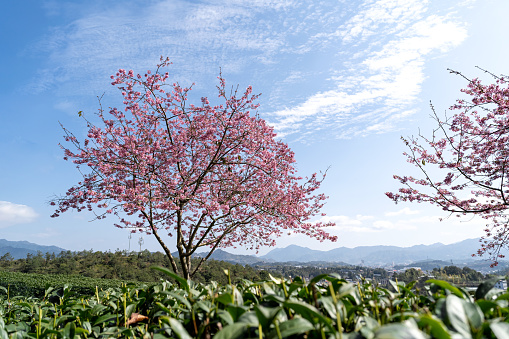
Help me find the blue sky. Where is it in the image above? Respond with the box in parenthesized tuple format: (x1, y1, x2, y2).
(1, 0, 507, 255)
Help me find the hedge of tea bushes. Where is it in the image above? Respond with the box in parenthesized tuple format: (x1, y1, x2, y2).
(0, 271, 144, 299)
(0, 267, 507, 338)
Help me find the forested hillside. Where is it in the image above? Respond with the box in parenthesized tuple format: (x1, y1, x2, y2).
(0, 250, 269, 285)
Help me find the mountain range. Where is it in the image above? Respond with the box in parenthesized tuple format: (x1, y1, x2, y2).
(191, 238, 508, 270)
(258, 238, 500, 265)
(1, 238, 506, 269)
(0, 239, 66, 259)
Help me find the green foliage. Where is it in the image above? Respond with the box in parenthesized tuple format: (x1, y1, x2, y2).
(429, 266, 487, 285)
(0, 269, 507, 338)
(0, 250, 269, 285)
(0, 271, 142, 298)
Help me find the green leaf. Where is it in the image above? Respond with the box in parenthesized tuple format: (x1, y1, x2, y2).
(213, 323, 248, 339)
(283, 300, 334, 332)
(319, 296, 338, 319)
(359, 316, 379, 332)
(156, 302, 174, 316)
(151, 266, 189, 292)
(269, 274, 282, 284)
(63, 321, 76, 338)
(309, 274, 330, 285)
(217, 310, 234, 326)
(463, 302, 484, 329)
(417, 315, 451, 339)
(427, 279, 465, 298)
(74, 328, 90, 335)
(476, 276, 505, 300)
(194, 300, 212, 313)
(226, 305, 249, 322)
(152, 334, 170, 339)
(268, 318, 314, 339)
(375, 322, 427, 339)
(44, 286, 54, 298)
(166, 291, 192, 309)
(287, 280, 304, 295)
(92, 313, 116, 326)
(475, 299, 498, 314)
(495, 292, 509, 300)
(238, 311, 259, 326)
(263, 294, 286, 304)
(491, 322, 509, 339)
(255, 305, 281, 329)
(91, 304, 107, 315)
(82, 321, 92, 334)
(232, 287, 244, 305)
(167, 317, 192, 339)
(336, 283, 356, 299)
(125, 303, 136, 318)
(216, 292, 234, 306)
(444, 295, 471, 338)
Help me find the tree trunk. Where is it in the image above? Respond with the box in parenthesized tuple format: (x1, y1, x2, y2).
(149, 224, 180, 276)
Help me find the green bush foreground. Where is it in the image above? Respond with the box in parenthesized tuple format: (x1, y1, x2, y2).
(0, 268, 508, 338)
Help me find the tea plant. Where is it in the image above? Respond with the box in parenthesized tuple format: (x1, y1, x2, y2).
(0, 271, 144, 298)
(0, 267, 507, 338)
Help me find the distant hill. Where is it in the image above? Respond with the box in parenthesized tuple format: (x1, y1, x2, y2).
(194, 249, 270, 265)
(2, 237, 505, 271)
(169, 249, 271, 265)
(393, 259, 509, 273)
(0, 239, 66, 259)
(258, 238, 508, 266)
(172, 238, 509, 269)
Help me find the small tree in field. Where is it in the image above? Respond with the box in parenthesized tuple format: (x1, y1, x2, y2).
(51, 58, 337, 279)
(387, 68, 509, 265)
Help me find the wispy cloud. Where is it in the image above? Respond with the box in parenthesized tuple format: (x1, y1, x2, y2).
(385, 207, 420, 217)
(372, 220, 417, 230)
(31, 0, 468, 141)
(270, 0, 468, 140)
(30, 0, 291, 95)
(0, 201, 38, 228)
(337, 0, 428, 44)
(321, 214, 374, 226)
(321, 210, 446, 233)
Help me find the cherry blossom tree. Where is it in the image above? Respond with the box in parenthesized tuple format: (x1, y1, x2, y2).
(387, 68, 509, 266)
(51, 58, 337, 279)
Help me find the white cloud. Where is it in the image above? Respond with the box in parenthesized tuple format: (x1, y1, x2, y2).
(30, 0, 290, 95)
(31, 0, 470, 141)
(320, 214, 373, 225)
(456, 0, 477, 7)
(321, 211, 438, 233)
(372, 220, 395, 229)
(318, 215, 376, 233)
(340, 226, 379, 233)
(373, 220, 418, 230)
(0, 201, 38, 228)
(385, 207, 420, 216)
(270, 1, 468, 140)
(338, 0, 428, 44)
